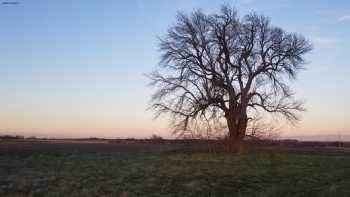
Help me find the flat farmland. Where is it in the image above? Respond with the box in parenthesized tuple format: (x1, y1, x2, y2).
(1, 140, 350, 197)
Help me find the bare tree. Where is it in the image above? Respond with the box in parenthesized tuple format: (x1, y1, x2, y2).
(149, 5, 312, 148)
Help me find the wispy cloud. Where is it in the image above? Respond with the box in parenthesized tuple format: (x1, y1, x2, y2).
(238, 0, 289, 10)
(337, 14, 350, 23)
(313, 36, 338, 46)
(136, 0, 145, 10)
(239, 0, 255, 4)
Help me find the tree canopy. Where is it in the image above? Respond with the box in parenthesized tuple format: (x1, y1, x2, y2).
(149, 5, 312, 143)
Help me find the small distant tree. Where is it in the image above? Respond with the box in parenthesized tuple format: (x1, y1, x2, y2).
(149, 5, 312, 149)
(150, 134, 163, 140)
(150, 134, 163, 141)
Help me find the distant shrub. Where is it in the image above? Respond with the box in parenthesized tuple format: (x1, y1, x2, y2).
(26, 136, 37, 140)
(150, 134, 163, 141)
(87, 137, 99, 140)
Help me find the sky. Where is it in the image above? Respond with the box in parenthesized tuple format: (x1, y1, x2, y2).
(0, 0, 349, 139)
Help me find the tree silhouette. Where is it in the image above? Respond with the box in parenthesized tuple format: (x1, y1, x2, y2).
(149, 5, 312, 147)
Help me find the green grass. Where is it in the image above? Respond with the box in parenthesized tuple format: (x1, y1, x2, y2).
(1, 143, 350, 197)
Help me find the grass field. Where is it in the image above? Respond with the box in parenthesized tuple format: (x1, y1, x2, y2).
(1, 141, 350, 197)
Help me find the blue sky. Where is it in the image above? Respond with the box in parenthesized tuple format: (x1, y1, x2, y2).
(0, 0, 349, 138)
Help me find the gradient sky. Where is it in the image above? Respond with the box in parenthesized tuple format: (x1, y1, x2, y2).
(0, 0, 349, 138)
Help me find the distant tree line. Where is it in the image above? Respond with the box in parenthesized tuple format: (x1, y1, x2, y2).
(0, 135, 25, 140)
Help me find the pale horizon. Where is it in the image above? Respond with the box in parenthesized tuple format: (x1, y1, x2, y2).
(1, 0, 349, 139)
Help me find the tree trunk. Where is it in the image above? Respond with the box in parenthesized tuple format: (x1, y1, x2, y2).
(225, 111, 248, 152)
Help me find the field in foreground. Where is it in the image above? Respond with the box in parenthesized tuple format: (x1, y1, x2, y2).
(1, 141, 350, 197)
